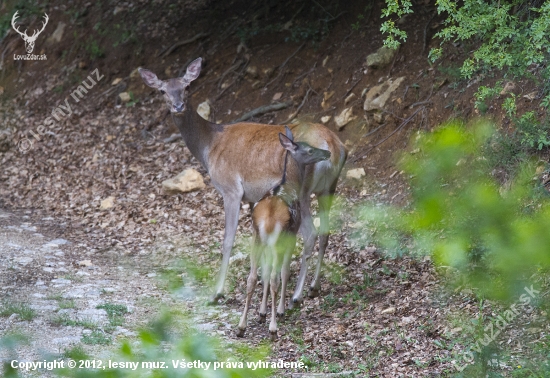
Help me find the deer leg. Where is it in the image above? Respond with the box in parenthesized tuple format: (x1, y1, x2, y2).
(290, 196, 316, 308)
(277, 235, 294, 316)
(259, 251, 271, 320)
(211, 193, 242, 304)
(308, 191, 334, 298)
(237, 243, 258, 337)
(269, 248, 280, 341)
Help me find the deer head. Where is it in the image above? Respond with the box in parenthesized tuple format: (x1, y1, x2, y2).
(11, 11, 49, 54)
(139, 58, 202, 114)
(279, 127, 331, 165)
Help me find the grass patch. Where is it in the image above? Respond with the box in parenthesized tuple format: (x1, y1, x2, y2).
(50, 314, 97, 329)
(82, 330, 111, 345)
(96, 303, 129, 331)
(0, 301, 36, 321)
(62, 344, 88, 360)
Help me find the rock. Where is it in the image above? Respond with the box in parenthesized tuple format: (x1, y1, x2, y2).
(100, 196, 115, 210)
(197, 101, 211, 121)
(15, 257, 33, 265)
(344, 93, 356, 105)
(373, 112, 384, 124)
(111, 78, 123, 86)
(523, 91, 537, 101)
(229, 251, 247, 263)
(272, 92, 283, 101)
(77, 308, 107, 322)
(381, 306, 396, 314)
(346, 168, 366, 180)
(46, 22, 66, 44)
(321, 91, 335, 110)
(500, 81, 515, 95)
(313, 218, 320, 228)
(363, 77, 405, 112)
(366, 46, 397, 68)
(78, 260, 93, 267)
(49, 238, 69, 245)
(334, 107, 356, 130)
(246, 66, 258, 78)
(119, 92, 131, 103)
(161, 169, 206, 194)
(320, 115, 331, 124)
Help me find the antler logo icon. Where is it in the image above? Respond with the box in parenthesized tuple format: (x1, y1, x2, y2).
(11, 11, 49, 54)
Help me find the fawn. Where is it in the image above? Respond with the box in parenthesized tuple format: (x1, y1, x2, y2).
(237, 127, 330, 340)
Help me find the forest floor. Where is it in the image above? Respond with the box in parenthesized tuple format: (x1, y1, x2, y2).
(0, 0, 547, 377)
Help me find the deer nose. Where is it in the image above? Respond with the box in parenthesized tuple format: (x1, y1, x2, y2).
(174, 103, 184, 112)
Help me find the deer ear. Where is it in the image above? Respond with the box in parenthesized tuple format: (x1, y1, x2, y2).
(138, 68, 163, 89)
(285, 126, 294, 141)
(183, 58, 202, 82)
(279, 132, 298, 153)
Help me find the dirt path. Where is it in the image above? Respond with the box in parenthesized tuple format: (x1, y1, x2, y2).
(0, 199, 461, 377)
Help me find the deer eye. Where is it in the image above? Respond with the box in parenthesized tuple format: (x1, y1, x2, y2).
(160, 90, 166, 95)
(308, 149, 313, 155)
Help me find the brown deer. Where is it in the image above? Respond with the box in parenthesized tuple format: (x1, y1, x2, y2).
(139, 58, 347, 305)
(237, 127, 331, 340)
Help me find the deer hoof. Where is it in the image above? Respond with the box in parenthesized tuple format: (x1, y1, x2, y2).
(270, 331, 278, 341)
(236, 328, 246, 338)
(276, 312, 284, 319)
(259, 313, 267, 321)
(308, 287, 320, 298)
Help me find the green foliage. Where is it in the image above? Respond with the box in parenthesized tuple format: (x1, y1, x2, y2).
(85, 39, 104, 60)
(54, 312, 272, 378)
(380, 0, 412, 49)
(425, 1, 550, 79)
(474, 84, 503, 114)
(354, 120, 550, 374)
(0, 301, 36, 321)
(81, 330, 111, 345)
(357, 121, 550, 301)
(0, 0, 44, 40)
(514, 111, 550, 150)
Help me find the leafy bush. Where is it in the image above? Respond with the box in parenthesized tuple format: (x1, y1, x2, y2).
(417, 1, 550, 80)
(356, 120, 550, 301)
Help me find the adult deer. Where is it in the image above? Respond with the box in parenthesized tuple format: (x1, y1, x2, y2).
(139, 58, 346, 304)
(237, 128, 331, 340)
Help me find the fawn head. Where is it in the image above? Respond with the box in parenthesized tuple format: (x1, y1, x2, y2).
(139, 58, 202, 114)
(279, 126, 331, 165)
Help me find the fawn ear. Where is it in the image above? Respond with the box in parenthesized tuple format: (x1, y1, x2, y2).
(284, 125, 294, 141)
(183, 57, 202, 83)
(279, 132, 298, 153)
(138, 68, 163, 89)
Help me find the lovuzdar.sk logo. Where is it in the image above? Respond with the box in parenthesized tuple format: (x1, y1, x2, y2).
(11, 11, 48, 61)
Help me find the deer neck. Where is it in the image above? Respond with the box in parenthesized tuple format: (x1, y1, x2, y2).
(171, 100, 219, 170)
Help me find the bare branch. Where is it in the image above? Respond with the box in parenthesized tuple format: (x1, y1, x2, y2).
(158, 32, 210, 58)
(233, 101, 292, 123)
